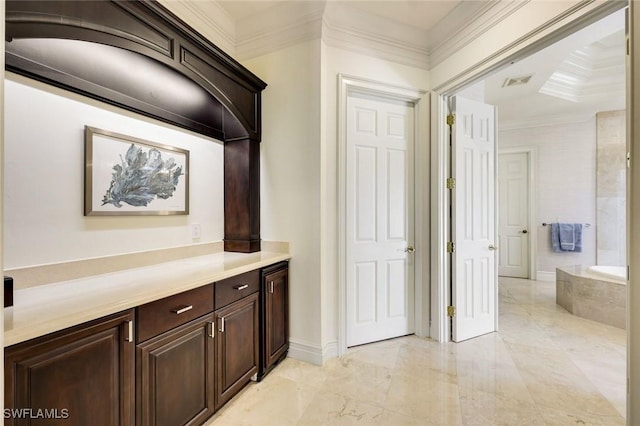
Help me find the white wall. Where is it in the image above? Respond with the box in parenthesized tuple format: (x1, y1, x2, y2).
(242, 40, 324, 362)
(499, 120, 597, 275)
(4, 77, 224, 269)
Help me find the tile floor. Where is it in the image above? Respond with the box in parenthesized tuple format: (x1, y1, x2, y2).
(206, 277, 626, 425)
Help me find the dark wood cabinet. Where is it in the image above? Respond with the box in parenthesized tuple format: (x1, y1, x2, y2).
(214, 292, 259, 409)
(136, 314, 215, 426)
(4, 309, 135, 426)
(259, 262, 289, 380)
(4, 262, 287, 426)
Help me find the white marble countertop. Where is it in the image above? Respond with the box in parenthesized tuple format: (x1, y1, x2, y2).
(4, 250, 290, 347)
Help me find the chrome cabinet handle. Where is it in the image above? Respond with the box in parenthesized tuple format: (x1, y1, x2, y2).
(488, 244, 498, 251)
(124, 320, 134, 343)
(208, 321, 215, 338)
(219, 317, 225, 333)
(234, 284, 249, 291)
(404, 246, 415, 253)
(171, 305, 193, 314)
(269, 281, 274, 293)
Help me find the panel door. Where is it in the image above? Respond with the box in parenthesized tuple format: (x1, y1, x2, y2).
(498, 152, 530, 278)
(215, 293, 259, 408)
(261, 266, 289, 376)
(4, 310, 135, 426)
(136, 314, 215, 426)
(346, 93, 415, 347)
(451, 96, 498, 342)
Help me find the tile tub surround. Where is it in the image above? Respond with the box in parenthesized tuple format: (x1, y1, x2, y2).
(3, 245, 290, 347)
(556, 266, 626, 329)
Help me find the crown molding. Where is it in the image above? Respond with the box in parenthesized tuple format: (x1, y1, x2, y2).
(234, 1, 325, 61)
(158, 0, 236, 56)
(321, 2, 429, 69)
(499, 112, 595, 131)
(428, 0, 531, 68)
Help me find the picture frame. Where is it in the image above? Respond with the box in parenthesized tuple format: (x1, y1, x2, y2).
(84, 126, 189, 216)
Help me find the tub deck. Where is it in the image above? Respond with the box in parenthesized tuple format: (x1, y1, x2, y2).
(556, 266, 626, 329)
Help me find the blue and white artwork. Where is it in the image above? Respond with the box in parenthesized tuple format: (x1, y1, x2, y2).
(85, 127, 189, 216)
(102, 143, 183, 208)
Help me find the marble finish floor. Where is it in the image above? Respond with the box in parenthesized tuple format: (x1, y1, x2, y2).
(206, 277, 626, 425)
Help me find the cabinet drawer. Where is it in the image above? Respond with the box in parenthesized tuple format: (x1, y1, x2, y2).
(137, 284, 214, 343)
(215, 269, 259, 309)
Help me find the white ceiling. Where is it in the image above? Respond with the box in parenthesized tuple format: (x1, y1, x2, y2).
(481, 8, 626, 129)
(211, 1, 625, 128)
(217, 0, 461, 32)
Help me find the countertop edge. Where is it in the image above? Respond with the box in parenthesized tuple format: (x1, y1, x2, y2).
(4, 252, 291, 347)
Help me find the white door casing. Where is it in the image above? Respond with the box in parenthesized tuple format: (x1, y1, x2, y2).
(451, 96, 497, 342)
(346, 93, 415, 347)
(498, 152, 530, 278)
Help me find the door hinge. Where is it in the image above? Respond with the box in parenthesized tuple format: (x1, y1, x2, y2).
(446, 114, 455, 126)
(447, 306, 456, 317)
(446, 178, 456, 189)
(446, 241, 455, 253)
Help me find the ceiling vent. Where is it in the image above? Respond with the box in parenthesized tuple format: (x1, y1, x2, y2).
(502, 75, 533, 87)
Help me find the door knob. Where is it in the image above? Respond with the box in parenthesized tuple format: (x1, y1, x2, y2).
(488, 244, 498, 251)
(404, 246, 415, 253)
(522, 230, 528, 234)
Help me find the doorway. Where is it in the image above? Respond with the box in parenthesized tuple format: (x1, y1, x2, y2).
(337, 75, 429, 355)
(497, 150, 533, 279)
(433, 4, 628, 343)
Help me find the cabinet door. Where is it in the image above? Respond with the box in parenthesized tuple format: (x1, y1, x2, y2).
(215, 293, 259, 408)
(4, 310, 135, 426)
(137, 314, 215, 426)
(261, 266, 289, 377)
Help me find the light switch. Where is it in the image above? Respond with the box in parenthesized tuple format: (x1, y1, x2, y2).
(191, 223, 202, 239)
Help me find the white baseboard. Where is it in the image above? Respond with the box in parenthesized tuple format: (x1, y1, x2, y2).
(536, 270, 556, 282)
(288, 339, 324, 365)
(288, 339, 339, 366)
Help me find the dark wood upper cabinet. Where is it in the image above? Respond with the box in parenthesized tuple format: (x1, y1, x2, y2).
(4, 0, 266, 142)
(5, 0, 267, 252)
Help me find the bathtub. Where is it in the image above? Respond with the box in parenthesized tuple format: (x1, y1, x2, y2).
(556, 265, 626, 329)
(586, 265, 627, 284)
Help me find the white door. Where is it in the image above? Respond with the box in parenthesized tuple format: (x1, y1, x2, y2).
(450, 96, 497, 342)
(498, 152, 530, 278)
(346, 93, 415, 347)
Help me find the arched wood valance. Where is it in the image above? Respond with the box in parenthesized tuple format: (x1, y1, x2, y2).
(5, 0, 266, 142)
(5, 0, 266, 252)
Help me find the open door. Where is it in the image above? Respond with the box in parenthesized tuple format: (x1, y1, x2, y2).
(450, 96, 498, 342)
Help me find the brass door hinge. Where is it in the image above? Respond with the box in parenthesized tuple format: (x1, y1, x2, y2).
(446, 241, 455, 253)
(446, 114, 455, 126)
(446, 178, 456, 189)
(447, 306, 456, 317)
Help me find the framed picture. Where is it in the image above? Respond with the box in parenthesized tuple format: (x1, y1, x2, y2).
(84, 126, 189, 216)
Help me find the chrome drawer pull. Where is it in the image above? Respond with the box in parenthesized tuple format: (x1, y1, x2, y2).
(208, 321, 215, 338)
(219, 317, 225, 333)
(234, 284, 249, 291)
(171, 305, 193, 314)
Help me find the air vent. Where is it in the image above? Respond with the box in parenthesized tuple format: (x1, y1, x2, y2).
(502, 75, 533, 87)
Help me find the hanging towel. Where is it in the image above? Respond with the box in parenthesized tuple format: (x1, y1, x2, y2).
(559, 223, 576, 251)
(550, 223, 583, 253)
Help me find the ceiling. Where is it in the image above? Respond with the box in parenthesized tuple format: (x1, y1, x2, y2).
(212, 1, 625, 128)
(474, 8, 626, 129)
(217, 0, 462, 32)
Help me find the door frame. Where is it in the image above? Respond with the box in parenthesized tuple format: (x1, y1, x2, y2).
(497, 148, 537, 280)
(429, 2, 627, 343)
(337, 74, 429, 356)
